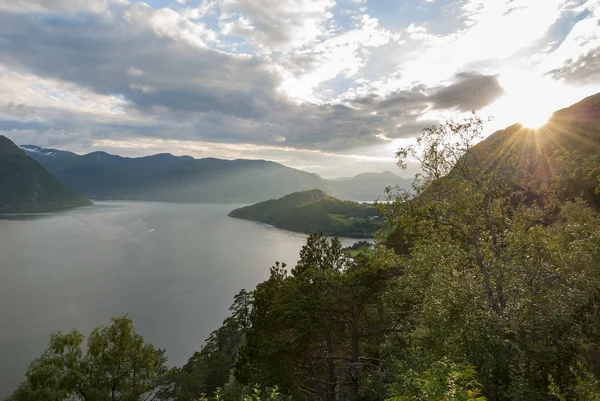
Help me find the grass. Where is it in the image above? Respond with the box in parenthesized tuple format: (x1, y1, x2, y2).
(344, 242, 374, 257)
(327, 213, 354, 226)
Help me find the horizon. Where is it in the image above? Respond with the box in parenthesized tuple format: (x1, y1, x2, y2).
(1, 0, 600, 177)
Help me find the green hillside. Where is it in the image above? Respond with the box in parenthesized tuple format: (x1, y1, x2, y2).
(387, 92, 600, 253)
(471, 92, 600, 197)
(228, 189, 383, 237)
(0, 136, 91, 213)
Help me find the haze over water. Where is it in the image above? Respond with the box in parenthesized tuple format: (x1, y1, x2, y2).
(0, 202, 357, 398)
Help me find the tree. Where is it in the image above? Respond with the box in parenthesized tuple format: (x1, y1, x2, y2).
(381, 116, 600, 400)
(236, 234, 397, 401)
(173, 289, 253, 400)
(8, 316, 172, 401)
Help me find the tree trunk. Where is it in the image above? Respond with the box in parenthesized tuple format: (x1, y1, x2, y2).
(349, 320, 360, 401)
(325, 330, 337, 401)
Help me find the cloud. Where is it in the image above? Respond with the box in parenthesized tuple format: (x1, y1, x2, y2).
(542, 3, 600, 85)
(1, 128, 95, 149)
(547, 46, 600, 84)
(0, 0, 107, 14)
(275, 14, 394, 101)
(346, 72, 505, 118)
(430, 72, 505, 112)
(218, 0, 335, 50)
(0, 6, 275, 120)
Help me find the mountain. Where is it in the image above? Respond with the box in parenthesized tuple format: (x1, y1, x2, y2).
(0, 137, 91, 213)
(228, 189, 383, 237)
(21, 145, 412, 203)
(469, 92, 600, 205)
(386, 91, 600, 253)
(20, 146, 326, 203)
(328, 171, 412, 201)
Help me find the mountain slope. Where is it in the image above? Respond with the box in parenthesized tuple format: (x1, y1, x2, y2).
(328, 171, 412, 201)
(22, 146, 412, 203)
(21, 146, 326, 203)
(474, 92, 600, 160)
(471, 92, 600, 205)
(0, 137, 91, 213)
(229, 189, 383, 237)
(386, 91, 600, 253)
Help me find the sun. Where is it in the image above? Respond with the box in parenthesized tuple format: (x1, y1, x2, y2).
(491, 69, 562, 130)
(518, 109, 552, 129)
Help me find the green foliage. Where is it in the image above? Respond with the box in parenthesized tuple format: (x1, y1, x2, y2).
(229, 189, 383, 238)
(8, 316, 172, 401)
(549, 363, 600, 401)
(242, 385, 282, 401)
(198, 385, 282, 401)
(381, 115, 600, 400)
(235, 234, 397, 401)
(194, 108, 600, 400)
(387, 360, 486, 401)
(343, 240, 374, 257)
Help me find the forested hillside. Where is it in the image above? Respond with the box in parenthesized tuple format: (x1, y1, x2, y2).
(9, 93, 600, 401)
(386, 92, 600, 252)
(229, 189, 383, 238)
(21, 147, 411, 203)
(0, 136, 91, 213)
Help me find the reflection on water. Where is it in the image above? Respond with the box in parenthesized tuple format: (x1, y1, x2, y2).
(0, 213, 54, 220)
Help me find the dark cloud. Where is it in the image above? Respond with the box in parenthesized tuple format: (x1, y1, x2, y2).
(376, 87, 428, 110)
(429, 72, 505, 112)
(349, 73, 504, 118)
(0, 8, 278, 120)
(547, 47, 600, 85)
(389, 120, 439, 139)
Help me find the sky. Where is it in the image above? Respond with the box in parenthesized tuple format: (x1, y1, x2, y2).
(1, 0, 600, 178)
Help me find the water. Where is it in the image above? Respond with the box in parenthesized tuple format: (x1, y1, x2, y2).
(0, 201, 357, 398)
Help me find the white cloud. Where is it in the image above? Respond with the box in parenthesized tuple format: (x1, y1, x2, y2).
(275, 14, 393, 101)
(218, 0, 335, 50)
(219, 15, 255, 37)
(540, 1, 600, 72)
(148, 7, 219, 48)
(0, 0, 107, 14)
(0, 66, 129, 118)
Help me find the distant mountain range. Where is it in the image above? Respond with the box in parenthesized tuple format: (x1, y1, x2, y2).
(20, 146, 411, 203)
(229, 189, 383, 238)
(0, 136, 91, 213)
(327, 171, 411, 201)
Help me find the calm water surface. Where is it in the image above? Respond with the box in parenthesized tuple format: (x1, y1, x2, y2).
(0, 201, 357, 398)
